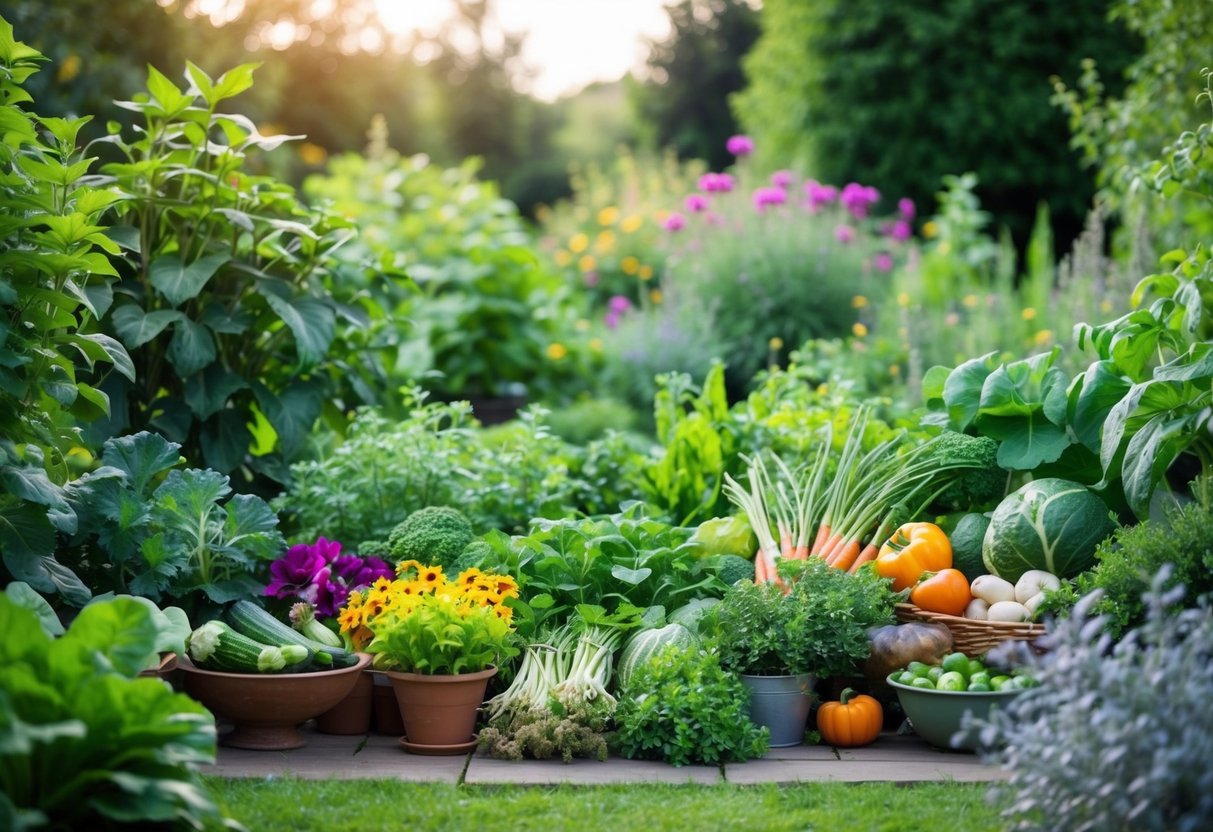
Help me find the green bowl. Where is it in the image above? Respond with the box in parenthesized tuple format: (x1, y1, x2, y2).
(886, 674, 1024, 752)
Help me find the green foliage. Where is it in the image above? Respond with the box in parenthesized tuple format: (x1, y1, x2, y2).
(0, 595, 226, 830)
(629, 0, 759, 171)
(94, 61, 368, 483)
(66, 431, 284, 619)
(614, 645, 770, 767)
(703, 558, 896, 678)
(713, 554, 755, 586)
(735, 0, 1139, 247)
(366, 591, 517, 675)
(387, 506, 474, 572)
(984, 569, 1213, 831)
(479, 693, 612, 763)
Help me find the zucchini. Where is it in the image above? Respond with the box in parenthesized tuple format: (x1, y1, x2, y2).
(228, 601, 357, 668)
(187, 620, 310, 673)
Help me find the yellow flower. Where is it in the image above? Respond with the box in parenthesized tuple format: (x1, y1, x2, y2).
(649, 289, 664, 304)
(372, 576, 392, 592)
(897, 292, 911, 308)
(962, 294, 978, 309)
(569, 233, 589, 253)
(621, 215, 643, 233)
(1034, 329, 1054, 346)
(546, 342, 568, 360)
(637, 265, 654, 281)
(419, 566, 444, 588)
(589, 338, 603, 352)
(554, 250, 573, 267)
(57, 53, 82, 83)
(395, 560, 422, 578)
(1021, 307, 1037, 321)
(596, 230, 617, 253)
(768, 336, 784, 351)
(338, 607, 361, 633)
(598, 206, 620, 226)
(621, 255, 640, 275)
(459, 568, 485, 586)
(852, 295, 869, 309)
(889, 364, 901, 377)
(579, 254, 597, 272)
(298, 142, 328, 166)
(574, 318, 591, 332)
(816, 383, 829, 396)
(922, 220, 939, 239)
(852, 322, 868, 338)
(1099, 299, 1113, 314)
(535, 205, 552, 223)
(345, 590, 363, 609)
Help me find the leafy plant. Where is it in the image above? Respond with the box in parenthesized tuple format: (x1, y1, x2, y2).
(92, 61, 371, 483)
(614, 644, 770, 767)
(0, 594, 227, 830)
(980, 568, 1213, 831)
(703, 558, 896, 678)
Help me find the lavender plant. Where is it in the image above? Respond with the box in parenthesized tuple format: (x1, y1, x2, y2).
(978, 567, 1213, 831)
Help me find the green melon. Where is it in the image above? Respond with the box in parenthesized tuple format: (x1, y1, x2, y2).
(616, 622, 696, 689)
(950, 512, 991, 582)
(668, 598, 720, 634)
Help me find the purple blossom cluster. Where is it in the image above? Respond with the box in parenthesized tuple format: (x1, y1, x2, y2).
(698, 172, 735, 193)
(604, 294, 633, 329)
(263, 536, 393, 618)
(839, 183, 882, 220)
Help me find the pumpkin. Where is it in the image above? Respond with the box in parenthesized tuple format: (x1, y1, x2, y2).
(862, 622, 953, 685)
(817, 688, 883, 747)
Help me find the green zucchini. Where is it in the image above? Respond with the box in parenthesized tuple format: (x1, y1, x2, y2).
(228, 601, 357, 668)
(187, 620, 310, 673)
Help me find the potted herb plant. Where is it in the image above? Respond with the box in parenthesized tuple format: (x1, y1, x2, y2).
(339, 561, 520, 753)
(702, 558, 896, 746)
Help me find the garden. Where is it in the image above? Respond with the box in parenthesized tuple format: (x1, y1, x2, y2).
(2, 1, 1213, 830)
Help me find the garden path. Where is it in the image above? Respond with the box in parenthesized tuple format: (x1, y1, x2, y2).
(202, 727, 1008, 785)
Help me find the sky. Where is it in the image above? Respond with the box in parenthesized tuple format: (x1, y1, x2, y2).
(372, 0, 674, 100)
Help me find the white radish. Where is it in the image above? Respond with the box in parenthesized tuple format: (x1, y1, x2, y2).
(987, 600, 1031, 622)
(1015, 570, 1061, 604)
(971, 574, 1016, 605)
(964, 598, 990, 620)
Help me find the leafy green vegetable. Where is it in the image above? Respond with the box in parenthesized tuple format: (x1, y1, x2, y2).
(0, 595, 226, 829)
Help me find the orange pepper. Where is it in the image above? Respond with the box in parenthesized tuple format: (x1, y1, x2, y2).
(874, 522, 952, 592)
(910, 568, 972, 616)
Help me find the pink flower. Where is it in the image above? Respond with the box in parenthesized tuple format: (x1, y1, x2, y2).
(835, 225, 856, 244)
(873, 252, 894, 272)
(889, 219, 912, 242)
(684, 193, 709, 213)
(840, 182, 881, 220)
(752, 186, 788, 212)
(726, 134, 754, 156)
(770, 170, 794, 189)
(663, 212, 687, 232)
(803, 180, 838, 212)
(608, 295, 633, 314)
(698, 172, 735, 193)
(898, 197, 916, 220)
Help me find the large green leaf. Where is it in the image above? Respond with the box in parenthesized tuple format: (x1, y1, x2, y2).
(99, 432, 181, 496)
(253, 381, 324, 459)
(942, 352, 999, 430)
(4, 582, 64, 637)
(979, 413, 1072, 471)
(0, 462, 64, 508)
(183, 364, 246, 420)
(166, 318, 216, 378)
(148, 253, 228, 308)
(1068, 360, 1133, 453)
(152, 468, 231, 529)
(110, 306, 182, 349)
(199, 410, 249, 473)
(261, 291, 335, 367)
(55, 598, 158, 678)
(1120, 413, 1199, 518)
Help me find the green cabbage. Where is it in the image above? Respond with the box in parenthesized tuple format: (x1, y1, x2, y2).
(687, 515, 757, 559)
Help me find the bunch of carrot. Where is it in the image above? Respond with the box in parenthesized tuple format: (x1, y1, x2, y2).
(724, 408, 983, 584)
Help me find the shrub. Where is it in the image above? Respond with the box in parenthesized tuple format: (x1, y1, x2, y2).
(980, 568, 1213, 831)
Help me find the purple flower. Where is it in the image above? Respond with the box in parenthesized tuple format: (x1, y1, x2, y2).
(726, 134, 754, 156)
(752, 186, 788, 212)
(332, 554, 393, 591)
(305, 565, 350, 618)
(663, 212, 687, 232)
(263, 541, 331, 599)
(608, 294, 633, 314)
(835, 225, 856, 244)
(840, 182, 881, 220)
(684, 193, 709, 213)
(889, 219, 912, 242)
(770, 170, 794, 189)
(873, 252, 894, 272)
(898, 197, 916, 220)
(698, 172, 735, 193)
(803, 180, 838, 212)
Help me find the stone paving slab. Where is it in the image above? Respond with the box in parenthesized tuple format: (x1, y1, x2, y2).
(201, 725, 1004, 784)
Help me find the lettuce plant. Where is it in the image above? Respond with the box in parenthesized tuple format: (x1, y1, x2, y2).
(0, 595, 226, 830)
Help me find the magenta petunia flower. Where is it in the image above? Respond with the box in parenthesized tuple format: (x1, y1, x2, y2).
(726, 134, 754, 156)
(803, 180, 839, 212)
(663, 212, 687, 232)
(873, 252, 894, 272)
(608, 295, 633, 314)
(898, 197, 916, 220)
(304, 565, 350, 619)
(332, 554, 393, 591)
(770, 170, 794, 189)
(840, 182, 881, 220)
(263, 541, 330, 599)
(835, 225, 856, 244)
(752, 186, 788, 212)
(889, 219, 912, 242)
(698, 172, 735, 193)
(684, 193, 709, 213)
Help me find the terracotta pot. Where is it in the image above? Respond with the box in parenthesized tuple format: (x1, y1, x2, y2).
(386, 666, 496, 753)
(371, 671, 406, 735)
(139, 652, 178, 678)
(180, 653, 371, 750)
(315, 667, 373, 735)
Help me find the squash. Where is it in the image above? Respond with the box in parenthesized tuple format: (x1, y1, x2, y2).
(862, 622, 953, 685)
(817, 688, 883, 747)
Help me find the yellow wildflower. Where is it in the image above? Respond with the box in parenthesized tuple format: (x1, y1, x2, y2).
(575, 318, 591, 332)
(852, 322, 868, 338)
(621, 255, 640, 275)
(554, 250, 573, 267)
(852, 295, 869, 309)
(579, 254, 597, 272)
(649, 289, 664, 304)
(589, 338, 603, 352)
(889, 364, 901, 377)
(897, 292, 911, 308)
(596, 230, 617, 253)
(1034, 329, 1054, 346)
(768, 337, 784, 351)
(1021, 307, 1037, 321)
(546, 342, 568, 360)
(298, 142, 328, 166)
(638, 265, 654, 281)
(598, 206, 620, 226)
(57, 53, 82, 83)
(621, 215, 644, 233)
(962, 294, 979, 308)
(922, 221, 939, 239)
(569, 233, 589, 253)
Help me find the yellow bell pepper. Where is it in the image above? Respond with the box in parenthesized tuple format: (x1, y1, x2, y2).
(875, 522, 953, 592)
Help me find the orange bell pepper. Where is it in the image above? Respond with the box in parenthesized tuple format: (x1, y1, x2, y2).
(909, 568, 971, 616)
(874, 522, 953, 592)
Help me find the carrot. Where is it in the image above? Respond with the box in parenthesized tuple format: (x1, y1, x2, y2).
(791, 544, 809, 561)
(811, 523, 831, 556)
(754, 550, 770, 583)
(847, 542, 880, 573)
(830, 539, 862, 571)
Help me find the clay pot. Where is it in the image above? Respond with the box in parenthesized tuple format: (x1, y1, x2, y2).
(180, 653, 371, 750)
(315, 667, 373, 735)
(371, 671, 406, 735)
(385, 666, 496, 754)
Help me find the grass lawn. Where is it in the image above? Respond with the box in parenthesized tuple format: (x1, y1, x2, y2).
(208, 778, 1007, 831)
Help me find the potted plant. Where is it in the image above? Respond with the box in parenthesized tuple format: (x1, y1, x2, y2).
(702, 558, 896, 746)
(338, 561, 520, 753)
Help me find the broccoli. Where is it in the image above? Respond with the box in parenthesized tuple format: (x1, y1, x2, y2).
(356, 539, 391, 559)
(715, 554, 756, 586)
(927, 432, 1006, 512)
(387, 506, 474, 571)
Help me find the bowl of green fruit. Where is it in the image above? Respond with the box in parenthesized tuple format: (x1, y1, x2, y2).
(886, 651, 1037, 752)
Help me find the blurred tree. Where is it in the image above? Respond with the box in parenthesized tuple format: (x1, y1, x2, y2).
(630, 0, 759, 171)
(733, 0, 1141, 251)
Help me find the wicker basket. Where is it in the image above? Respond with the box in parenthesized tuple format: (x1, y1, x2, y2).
(895, 602, 1045, 656)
